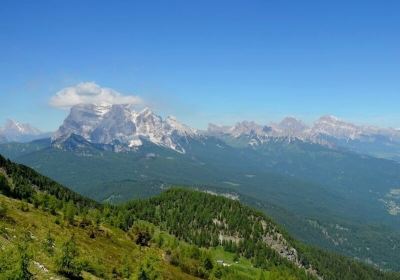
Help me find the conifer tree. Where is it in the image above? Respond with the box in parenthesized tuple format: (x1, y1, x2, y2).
(56, 235, 82, 278)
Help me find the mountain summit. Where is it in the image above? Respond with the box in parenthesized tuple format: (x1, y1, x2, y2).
(52, 104, 198, 153)
(0, 119, 46, 142)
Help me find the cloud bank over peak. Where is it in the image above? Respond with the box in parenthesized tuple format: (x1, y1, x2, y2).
(50, 82, 143, 108)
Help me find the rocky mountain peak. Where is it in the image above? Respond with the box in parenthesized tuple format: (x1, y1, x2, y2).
(52, 103, 199, 153)
(207, 123, 231, 135)
(138, 107, 154, 117)
(229, 121, 265, 137)
(276, 117, 308, 136)
(3, 119, 41, 136)
(0, 119, 46, 142)
(279, 116, 307, 127)
(311, 115, 361, 139)
(317, 115, 340, 122)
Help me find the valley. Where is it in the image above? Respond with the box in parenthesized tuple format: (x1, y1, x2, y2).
(1, 155, 399, 279)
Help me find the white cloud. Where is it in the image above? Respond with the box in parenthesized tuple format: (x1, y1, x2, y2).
(50, 82, 142, 108)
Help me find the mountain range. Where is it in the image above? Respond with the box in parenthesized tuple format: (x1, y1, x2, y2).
(45, 104, 400, 162)
(208, 115, 400, 162)
(3, 104, 400, 162)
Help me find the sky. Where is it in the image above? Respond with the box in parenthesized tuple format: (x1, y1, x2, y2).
(1, 0, 400, 131)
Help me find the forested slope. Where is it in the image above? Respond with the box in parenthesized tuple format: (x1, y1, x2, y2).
(125, 189, 400, 280)
(0, 154, 399, 279)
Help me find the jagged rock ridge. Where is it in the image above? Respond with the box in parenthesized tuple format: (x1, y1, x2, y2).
(52, 104, 198, 153)
(207, 115, 400, 154)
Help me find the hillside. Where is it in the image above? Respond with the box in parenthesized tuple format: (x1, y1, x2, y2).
(1, 155, 400, 279)
(123, 188, 400, 280)
(0, 193, 205, 280)
(1, 137, 400, 270)
(0, 155, 316, 280)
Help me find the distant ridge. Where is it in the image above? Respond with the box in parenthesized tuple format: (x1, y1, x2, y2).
(0, 119, 51, 143)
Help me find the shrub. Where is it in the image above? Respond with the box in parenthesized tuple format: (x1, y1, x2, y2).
(0, 175, 11, 196)
(136, 255, 162, 280)
(0, 202, 7, 218)
(43, 231, 55, 255)
(56, 235, 82, 279)
(16, 242, 33, 280)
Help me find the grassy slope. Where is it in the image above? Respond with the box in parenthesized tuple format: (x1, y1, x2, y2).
(0, 192, 315, 280)
(0, 194, 201, 280)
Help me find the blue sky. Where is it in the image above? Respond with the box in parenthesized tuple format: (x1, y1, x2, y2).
(1, 0, 399, 131)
